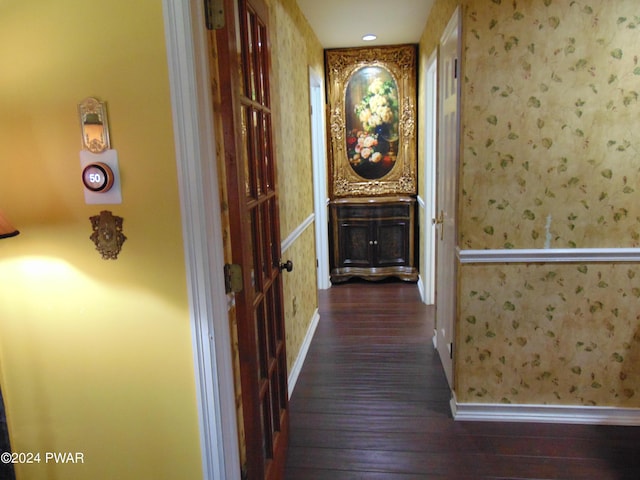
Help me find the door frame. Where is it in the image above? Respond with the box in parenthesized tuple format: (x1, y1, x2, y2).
(162, 1, 240, 479)
(309, 66, 331, 290)
(420, 49, 438, 306)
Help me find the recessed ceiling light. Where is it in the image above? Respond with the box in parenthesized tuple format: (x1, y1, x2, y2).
(362, 34, 377, 41)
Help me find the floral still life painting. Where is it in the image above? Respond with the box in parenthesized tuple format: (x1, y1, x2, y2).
(326, 45, 416, 197)
(346, 67, 399, 180)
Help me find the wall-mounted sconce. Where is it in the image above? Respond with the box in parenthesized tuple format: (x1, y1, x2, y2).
(0, 209, 19, 239)
(78, 97, 110, 153)
(89, 210, 126, 259)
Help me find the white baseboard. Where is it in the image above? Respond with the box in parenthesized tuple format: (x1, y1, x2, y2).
(451, 397, 640, 426)
(417, 274, 425, 302)
(417, 274, 435, 305)
(288, 308, 320, 399)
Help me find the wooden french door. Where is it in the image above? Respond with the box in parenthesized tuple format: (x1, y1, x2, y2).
(212, 0, 289, 478)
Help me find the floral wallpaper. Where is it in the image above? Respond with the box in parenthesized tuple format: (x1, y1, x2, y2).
(459, 263, 640, 406)
(281, 226, 319, 372)
(462, 0, 640, 250)
(271, 0, 323, 239)
(451, 0, 640, 407)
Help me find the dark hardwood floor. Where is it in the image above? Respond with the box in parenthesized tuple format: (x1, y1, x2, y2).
(284, 280, 640, 480)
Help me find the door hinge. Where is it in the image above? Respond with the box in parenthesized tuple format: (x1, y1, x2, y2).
(450, 342, 454, 359)
(454, 58, 458, 79)
(224, 263, 243, 294)
(204, 0, 225, 30)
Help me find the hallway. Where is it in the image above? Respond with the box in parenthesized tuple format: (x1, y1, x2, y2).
(284, 281, 640, 479)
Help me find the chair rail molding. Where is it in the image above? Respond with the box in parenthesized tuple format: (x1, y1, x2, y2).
(282, 213, 315, 254)
(458, 247, 640, 264)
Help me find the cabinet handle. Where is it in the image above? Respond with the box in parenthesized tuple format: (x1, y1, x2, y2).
(374, 240, 378, 245)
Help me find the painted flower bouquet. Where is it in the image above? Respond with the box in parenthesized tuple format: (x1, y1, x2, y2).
(346, 78, 399, 179)
(354, 78, 398, 135)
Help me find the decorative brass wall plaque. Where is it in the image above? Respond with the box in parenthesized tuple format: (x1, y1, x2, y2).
(326, 45, 417, 197)
(89, 210, 126, 259)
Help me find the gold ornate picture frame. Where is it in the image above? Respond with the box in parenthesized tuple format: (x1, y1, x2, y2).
(326, 44, 417, 197)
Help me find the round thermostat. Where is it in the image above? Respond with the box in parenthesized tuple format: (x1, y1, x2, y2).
(82, 162, 114, 192)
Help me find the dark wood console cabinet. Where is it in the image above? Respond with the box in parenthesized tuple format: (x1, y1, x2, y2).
(330, 196, 418, 283)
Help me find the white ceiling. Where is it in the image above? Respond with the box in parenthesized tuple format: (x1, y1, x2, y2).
(296, 0, 435, 49)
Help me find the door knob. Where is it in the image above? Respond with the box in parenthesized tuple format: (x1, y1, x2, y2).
(279, 259, 293, 272)
(432, 210, 444, 241)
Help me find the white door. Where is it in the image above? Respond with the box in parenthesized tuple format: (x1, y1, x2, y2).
(309, 67, 331, 290)
(422, 50, 437, 305)
(435, 6, 461, 389)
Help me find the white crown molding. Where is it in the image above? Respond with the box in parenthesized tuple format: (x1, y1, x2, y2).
(458, 247, 640, 264)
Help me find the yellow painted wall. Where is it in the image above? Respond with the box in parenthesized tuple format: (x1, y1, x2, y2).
(0, 1, 203, 479)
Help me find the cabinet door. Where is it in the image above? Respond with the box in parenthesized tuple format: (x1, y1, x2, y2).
(374, 220, 410, 266)
(337, 221, 372, 267)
